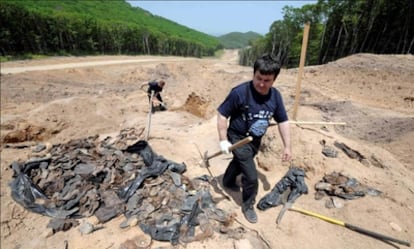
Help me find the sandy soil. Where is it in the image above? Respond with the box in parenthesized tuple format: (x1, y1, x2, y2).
(1, 50, 413, 249)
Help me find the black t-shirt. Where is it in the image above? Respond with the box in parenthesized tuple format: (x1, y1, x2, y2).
(147, 81, 163, 95)
(217, 81, 288, 136)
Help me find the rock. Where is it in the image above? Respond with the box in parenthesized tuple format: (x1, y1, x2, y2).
(87, 216, 100, 226)
(322, 146, 338, 158)
(389, 222, 402, 232)
(128, 217, 139, 227)
(332, 197, 344, 208)
(32, 143, 47, 153)
(234, 238, 254, 249)
(314, 190, 326, 200)
(119, 239, 138, 249)
(325, 198, 334, 209)
(133, 234, 152, 249)
(78, 221, 95, 235)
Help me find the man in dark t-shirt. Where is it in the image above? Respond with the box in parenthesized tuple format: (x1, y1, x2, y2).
(140, 80, 166, 112)
(217, 54, 291, 224)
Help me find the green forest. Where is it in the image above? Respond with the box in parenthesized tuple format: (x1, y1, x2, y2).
(0, 0, 221, 58)
(240, 0, 413, 67)
(1, 0, 413, 67)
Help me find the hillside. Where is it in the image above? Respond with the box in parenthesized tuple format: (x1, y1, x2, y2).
(1, 0, 221, 57)
(1, 51, 413, 249)
(218, 31, 262, 49)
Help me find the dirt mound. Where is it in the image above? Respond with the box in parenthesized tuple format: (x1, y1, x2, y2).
(1, 121, 63, 143)
(177, 92, 212, 118)
(308, 100, 414, 143)
(303, 54, 414, 114)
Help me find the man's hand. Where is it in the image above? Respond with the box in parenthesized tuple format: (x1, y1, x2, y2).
(281, 147, 292, 161)
(219, 140, 232, 154)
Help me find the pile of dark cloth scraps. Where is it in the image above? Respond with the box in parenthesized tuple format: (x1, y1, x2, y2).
(314, 171, 382, 200)
(257, 167, 308, 211)
(8, 128, 234, 245)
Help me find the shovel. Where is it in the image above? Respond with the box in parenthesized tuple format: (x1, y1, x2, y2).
(201, 136, 253, 168)
(286, 206, 411, 247)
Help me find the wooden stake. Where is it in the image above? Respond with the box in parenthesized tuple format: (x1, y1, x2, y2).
(289, 121, 346, 125)
(292, 23, 310, 120)
(269, 121, 347, 126)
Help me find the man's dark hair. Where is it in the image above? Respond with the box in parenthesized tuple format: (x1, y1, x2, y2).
(253, 54, 281, 77)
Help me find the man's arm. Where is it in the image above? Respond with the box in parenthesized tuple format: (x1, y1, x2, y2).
(277, 121, 292, 161)
(217, 112, 228, 141)
(217, 112, 233, 154)
(139, 82, 148, 89)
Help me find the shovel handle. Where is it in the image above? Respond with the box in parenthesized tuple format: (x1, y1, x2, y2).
(207, 136, 253, 160)
(290, 206, 411, 247)
(229, 136, 253, 151)
(345, 223, 411, 247)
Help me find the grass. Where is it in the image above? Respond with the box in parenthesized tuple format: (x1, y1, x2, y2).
(0, 54, 51, 62)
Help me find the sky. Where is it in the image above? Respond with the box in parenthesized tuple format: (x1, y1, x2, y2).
(127, 1, 316, 36)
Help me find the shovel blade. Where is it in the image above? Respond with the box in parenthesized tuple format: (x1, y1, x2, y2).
(276, 202, 293, 224)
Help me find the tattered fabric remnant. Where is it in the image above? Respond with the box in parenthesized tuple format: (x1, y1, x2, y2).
(314, 171, 382, 200)
(334, 141, 367, 162)
(8, 128, 234, 244)
(257, 167, 308, 211)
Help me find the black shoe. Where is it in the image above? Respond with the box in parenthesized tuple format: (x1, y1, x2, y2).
(159, 104, 167, 111)
(242, 206, 257, 223)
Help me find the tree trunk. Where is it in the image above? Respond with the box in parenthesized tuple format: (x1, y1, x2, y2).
(406, 36, 414, 54)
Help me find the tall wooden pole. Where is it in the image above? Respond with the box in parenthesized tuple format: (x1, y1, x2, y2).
(145, 90, 155, 141)
(292, 22, 310, 120)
